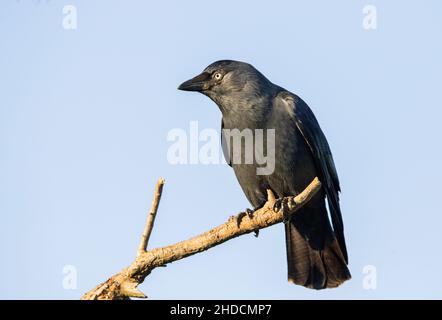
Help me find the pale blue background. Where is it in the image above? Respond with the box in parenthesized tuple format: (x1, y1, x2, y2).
(1, 0, 441, 299)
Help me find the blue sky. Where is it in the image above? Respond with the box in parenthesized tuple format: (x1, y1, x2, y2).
(1, 0, 441, 299)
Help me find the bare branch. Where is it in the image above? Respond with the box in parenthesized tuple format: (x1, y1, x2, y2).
(81, 177, 322, 300)
(137, 178, 165, 256)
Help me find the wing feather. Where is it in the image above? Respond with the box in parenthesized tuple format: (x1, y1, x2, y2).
(278, 92, 348, 262)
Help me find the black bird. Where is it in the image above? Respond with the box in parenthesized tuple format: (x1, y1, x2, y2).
(178, 60, 351, 289)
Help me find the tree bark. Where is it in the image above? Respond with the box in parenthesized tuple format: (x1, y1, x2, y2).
(80, 177, 322, 300)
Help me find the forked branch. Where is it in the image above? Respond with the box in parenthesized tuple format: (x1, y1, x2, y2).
(81, 177, 322, 300)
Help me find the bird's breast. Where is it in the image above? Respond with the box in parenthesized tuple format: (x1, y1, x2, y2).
(221, 107, 318, 207)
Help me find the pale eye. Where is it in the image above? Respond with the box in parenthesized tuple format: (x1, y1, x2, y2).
(214, 72, 222, 80)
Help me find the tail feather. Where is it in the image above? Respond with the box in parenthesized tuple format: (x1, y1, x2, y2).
(285, 222, 351, 289)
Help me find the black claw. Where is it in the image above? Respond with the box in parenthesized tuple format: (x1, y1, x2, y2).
(246, 208, 254, 218)
(234, 208, 255, 228)
(234, 212, 247, 228)
(273, 198, 283, 212)
(253, 229, 260, 238)
(273, 198, 291, 225)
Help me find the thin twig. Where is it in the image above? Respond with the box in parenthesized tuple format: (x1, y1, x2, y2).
(137, 178, 165, 256)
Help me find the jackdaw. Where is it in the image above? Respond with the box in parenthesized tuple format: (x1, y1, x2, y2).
(178, 60, 351, 289)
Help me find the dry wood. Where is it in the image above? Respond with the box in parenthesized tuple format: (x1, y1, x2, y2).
(137, 178, 165, 256)
(81, 177, 322, 300)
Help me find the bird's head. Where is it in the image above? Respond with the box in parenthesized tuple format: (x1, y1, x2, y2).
(178, 60, 274, 113)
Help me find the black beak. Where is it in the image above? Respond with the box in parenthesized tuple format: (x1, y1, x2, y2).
(178, 72, 211, 92)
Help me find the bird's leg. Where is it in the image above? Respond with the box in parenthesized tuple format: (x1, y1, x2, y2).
(268, 189, 290, 225)
(273, 198, 291, 225)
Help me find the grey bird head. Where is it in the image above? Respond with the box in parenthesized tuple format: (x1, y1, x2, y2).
(178, 60, 277, 114)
